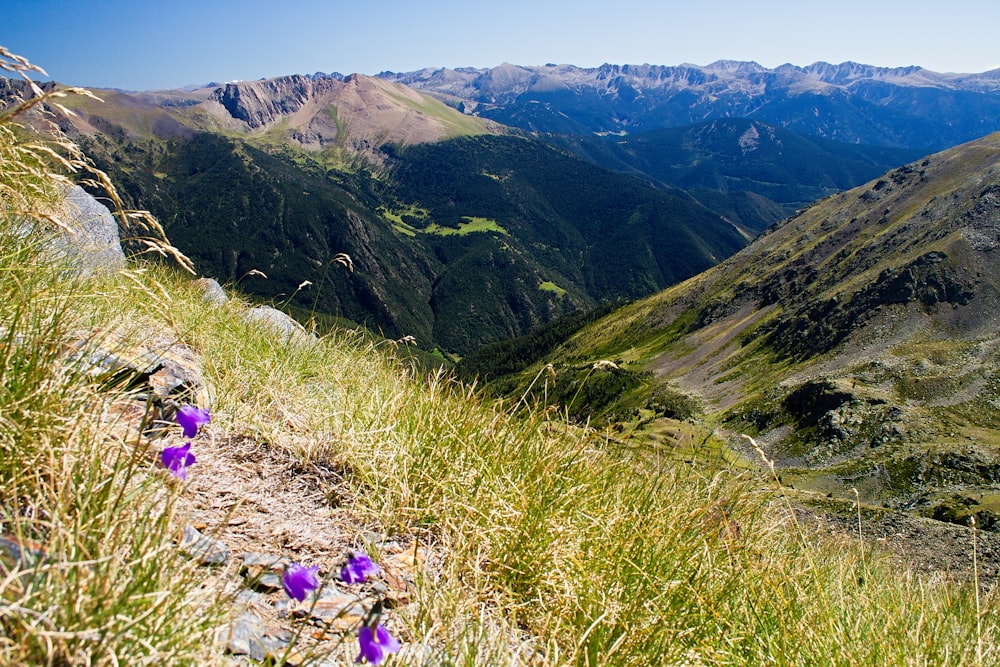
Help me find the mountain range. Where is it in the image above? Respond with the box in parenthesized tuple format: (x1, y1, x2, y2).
(0, 60, 985, 357)
(0, 64, 920, 354)
(380, 61, 1000, 150)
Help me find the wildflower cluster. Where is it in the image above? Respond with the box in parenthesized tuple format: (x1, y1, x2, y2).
(279, 551, 399, 664)
(159, 407, 398, 663)
(161, 405, 210, 480)
(342, 552, 400, 665)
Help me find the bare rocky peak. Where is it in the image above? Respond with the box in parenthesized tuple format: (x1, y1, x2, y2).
(705, 60, 769, 74)
(205, 73, 497, 158)
(383, 60, 1000, 101)
(376, 61, 1000, 149)
(213, 74, 317, 128)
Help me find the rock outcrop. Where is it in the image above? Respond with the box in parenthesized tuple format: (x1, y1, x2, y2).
(214, 75, 316, 129)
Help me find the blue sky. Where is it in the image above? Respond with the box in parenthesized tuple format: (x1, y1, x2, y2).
(5, 0, 1000, 91)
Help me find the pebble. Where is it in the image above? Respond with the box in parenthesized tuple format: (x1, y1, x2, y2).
(180, 525, 230, 565)
(240, 552, 288, 592)
(226, 612, 267, 660)
(295, 585, 367, 622)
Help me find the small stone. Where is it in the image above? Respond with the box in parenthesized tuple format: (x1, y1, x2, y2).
(295, 588, 367, 622)
(194, 277, 228, 305)
(256, 628, 293, 663)
(240, 552, 287, 592)
(234, 588, 271, 608)
(241, 552, 285, 570)
(288, 584, 370, 625)
(248, 570, 285, 593)
(268, 647, 306, 666)
(245, 306, 316, 346)
(227, 613, 266, 659)
(180, 526, 230, 565)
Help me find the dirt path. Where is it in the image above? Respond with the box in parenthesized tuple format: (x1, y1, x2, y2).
(162, 425, 425, 665)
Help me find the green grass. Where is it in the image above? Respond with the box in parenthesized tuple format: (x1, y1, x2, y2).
(538, 281, 567, 298)
(380, 84, 492, 139)
(379, 208, 509, 237)
(2, 50, 998, 665)
(423, 216, 508, 237)
(379, 203, 430, 236)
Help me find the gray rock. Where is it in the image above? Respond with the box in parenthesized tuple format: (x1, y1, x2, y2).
(48, 184, 126, 276)
(240, 552, 287, 592)
(234, 588, 272, 608)
(180, 525, 230, 565)
(227, 612, 267, 660)
(194, 277, 229, 305)
(244, 306, 317, 346)
(226, 611, 293, 662)
(240, 552, 286, 570)
(294, 585, 367, 621)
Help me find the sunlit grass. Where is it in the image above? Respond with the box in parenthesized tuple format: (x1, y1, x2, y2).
(423, 216, 509, 237)
(150, 259, 998, 664)
(0, 51, 221, 663)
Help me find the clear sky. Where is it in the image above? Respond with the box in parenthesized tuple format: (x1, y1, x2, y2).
(4, 0, 999, 91)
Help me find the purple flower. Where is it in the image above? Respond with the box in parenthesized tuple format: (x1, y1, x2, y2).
(356, 624, 400, 665)
(282, 562, 320, 601)
(341, 550, 380, 585)
(161, 443, 196, 480)
(176, 405, 211, 438)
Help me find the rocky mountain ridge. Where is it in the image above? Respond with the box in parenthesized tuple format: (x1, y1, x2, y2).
(5, 72, 502, 170)
(0, 65, 970, 355)
(379, 61, 1000, 149)
(205, 73, 503, 158)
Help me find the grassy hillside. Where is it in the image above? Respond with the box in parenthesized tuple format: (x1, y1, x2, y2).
(1, 49, 997, 665)
(497, 132, 1000, 534)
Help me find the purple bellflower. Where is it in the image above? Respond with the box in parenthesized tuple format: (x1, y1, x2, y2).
(161, 443, 196, 480)
(356, 624, 401, 665)
(341, 550, 380, 585)
(282, 562, 321, 601)
(176, 405, 211, 438)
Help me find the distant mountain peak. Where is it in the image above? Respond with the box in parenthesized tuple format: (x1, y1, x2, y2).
(706, 59, 768, 73)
